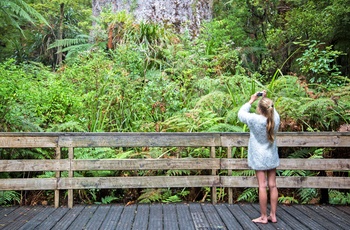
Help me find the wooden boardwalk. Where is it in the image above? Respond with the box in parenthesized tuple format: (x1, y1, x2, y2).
(0, 203, 349, 230)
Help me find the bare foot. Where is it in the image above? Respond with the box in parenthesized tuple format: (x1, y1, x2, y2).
(252, 217, 268, 224)
(267, 216, 277, 223)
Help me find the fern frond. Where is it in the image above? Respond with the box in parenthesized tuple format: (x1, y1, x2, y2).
(48, 35, 90, 50)
(138, 188, 165, 203)
(297, 188, 318, 204)
(0, 190, 20, 205)
(237, 188, 258, 202)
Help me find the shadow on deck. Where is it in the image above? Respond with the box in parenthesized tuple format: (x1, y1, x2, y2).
(0, 203, 349, 230)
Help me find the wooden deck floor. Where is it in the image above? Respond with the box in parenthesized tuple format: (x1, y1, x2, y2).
(0, 203, 349, 230)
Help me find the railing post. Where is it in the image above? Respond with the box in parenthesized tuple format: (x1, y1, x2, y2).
(227, 146, 233, 204)
(211, 146, 217, 204)
(54, 147, 61, 208)
(68, 147, 74, 208)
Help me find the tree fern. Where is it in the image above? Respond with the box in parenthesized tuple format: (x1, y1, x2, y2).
(0, 0, 49, 34)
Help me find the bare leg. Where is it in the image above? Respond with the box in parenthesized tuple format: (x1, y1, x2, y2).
(252, 170, 268, 224)
(267, 168, 278, 223)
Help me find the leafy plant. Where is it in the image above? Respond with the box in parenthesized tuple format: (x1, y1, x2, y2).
(237, 188, 258, 203)
(0, 191, 21, 206)
(295, 40, 345, 87)
(329, 190, 350, 205)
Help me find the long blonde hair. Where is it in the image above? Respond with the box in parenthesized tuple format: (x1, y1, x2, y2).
(258, 97, 275, 143)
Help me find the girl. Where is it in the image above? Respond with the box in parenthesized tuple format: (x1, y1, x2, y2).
(238, 90, 280, 224)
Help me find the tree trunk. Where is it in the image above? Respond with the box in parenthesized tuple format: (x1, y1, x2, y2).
(57, 3, 64, 66)
(92, 0, 213, 37)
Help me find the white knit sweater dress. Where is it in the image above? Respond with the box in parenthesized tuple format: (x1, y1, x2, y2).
(238, 103, 280, 170)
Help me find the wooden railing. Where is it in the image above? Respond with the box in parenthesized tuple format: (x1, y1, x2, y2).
(0, 132, 349, 208)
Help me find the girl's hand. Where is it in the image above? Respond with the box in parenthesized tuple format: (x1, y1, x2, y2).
(249, 93, 259, 104)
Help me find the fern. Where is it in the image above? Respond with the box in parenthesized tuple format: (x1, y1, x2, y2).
(166, 169, 191, 176)
(48, 35, 90, 50)
(138, 188, 164, 203)
(329, 190, 350, 205)
(297, 188, 318, 204)
(231, 170, 255, 176)
(101, 195, 119, 204)
(278, 195, 299, 204)
(0, 191, 20, 206)
(163, 195, 182, 203)
(237, 188, 258, 202)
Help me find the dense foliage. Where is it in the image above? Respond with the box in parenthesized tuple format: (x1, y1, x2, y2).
(0, 0, 349, 206)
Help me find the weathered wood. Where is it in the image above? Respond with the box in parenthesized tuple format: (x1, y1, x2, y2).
(72, 158, 221, 171)
(58, 176, 220, 189)
(221, 158, 350, 170)
(55, 147, 61, 208)
(58, 132, 221, 147)
(0, 132, 349, 208)
(0, 159, 69, 172)
(68, 147, 74, 209)
(220, 132, 350, 147)
(1, 204, 349, 230)
(210, 146, 217, 204)
(220, 176, 350, 189)
(0, 136, 58, 148)
(0, 178, 57, 190)
(1, 158, 347, 173)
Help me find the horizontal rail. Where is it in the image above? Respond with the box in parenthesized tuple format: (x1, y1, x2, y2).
(1, 176, 349, 190)
(0, 132, 350, 148)
(2, 158, 349, 172)
(0, 132, 349, 208)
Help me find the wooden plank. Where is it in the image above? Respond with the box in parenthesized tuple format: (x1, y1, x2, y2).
(307, 205, 350, 229)
(220, 132, 350, 147)
(2, 206, 45, 230)
(176, 203, 196, 230)
(294, 205, 346, 230)
(51, 205, 85, 230)
(115, 205, 136, 230)
(215, 204, 243, 230)
(58, 133, 221, 147)
(0, 207, 30, 230)
(221, 158, 350, 170)
(84, 205, 111, 229)
(239, 203, 276, 230)
(148, 204, 163, 230)
(280, 205, 327, 230)
(251, 203, 293, 230)
(201, 203, 227, 229)
(68, 147, 74, 209)
(163, 204, 179, 230)
(0, 178, 57, 190)
(0, 136, 58, 148)
(189, 203, 210, 229)
(132, 204, 150, 230)
(273, 205, 310, 230)
(226, 204, 259, 230)
(0, 159, 69, 172)
(277, 132, 350, 147)
(17, 207, 56, 230)
(58, 176, 220, 189)
(210, 146, 217, 204)
(99, 205, 124, 229)
(66, 205, 98, 230)
(72, 158, 221, 171)
(35, 207, 70, 230)
(220, 176, 350, 189)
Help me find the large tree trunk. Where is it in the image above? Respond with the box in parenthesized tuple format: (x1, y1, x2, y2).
(92, 0, 213, 37)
